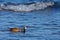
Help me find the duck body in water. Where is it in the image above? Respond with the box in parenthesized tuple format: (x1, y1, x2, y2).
(10, 26, 27, 33)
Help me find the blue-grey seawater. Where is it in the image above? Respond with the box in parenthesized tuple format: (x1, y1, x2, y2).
(0, 0, 60, 40)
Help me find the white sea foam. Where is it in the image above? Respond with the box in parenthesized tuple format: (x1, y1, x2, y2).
(0, 2, 54, 12)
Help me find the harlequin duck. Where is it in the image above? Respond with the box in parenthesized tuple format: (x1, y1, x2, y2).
(10, 26, 27, 33)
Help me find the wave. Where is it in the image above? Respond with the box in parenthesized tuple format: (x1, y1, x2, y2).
(0, 2, 54, 12)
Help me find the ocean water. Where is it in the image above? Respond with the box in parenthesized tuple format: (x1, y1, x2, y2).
(0, 0, 60, 40)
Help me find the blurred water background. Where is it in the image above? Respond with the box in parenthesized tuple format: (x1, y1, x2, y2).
(0, 0, 60, 40)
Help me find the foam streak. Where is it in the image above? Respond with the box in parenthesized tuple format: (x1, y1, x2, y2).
(0, 2, 54, 12)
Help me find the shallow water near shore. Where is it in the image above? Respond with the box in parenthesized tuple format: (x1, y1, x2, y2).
(0, 0, 60, 40)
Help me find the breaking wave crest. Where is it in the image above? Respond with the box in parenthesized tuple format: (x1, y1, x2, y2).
(0, 2, 54, 12)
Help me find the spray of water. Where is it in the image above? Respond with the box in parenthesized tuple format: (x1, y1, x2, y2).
(0, 2, 54, 12)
